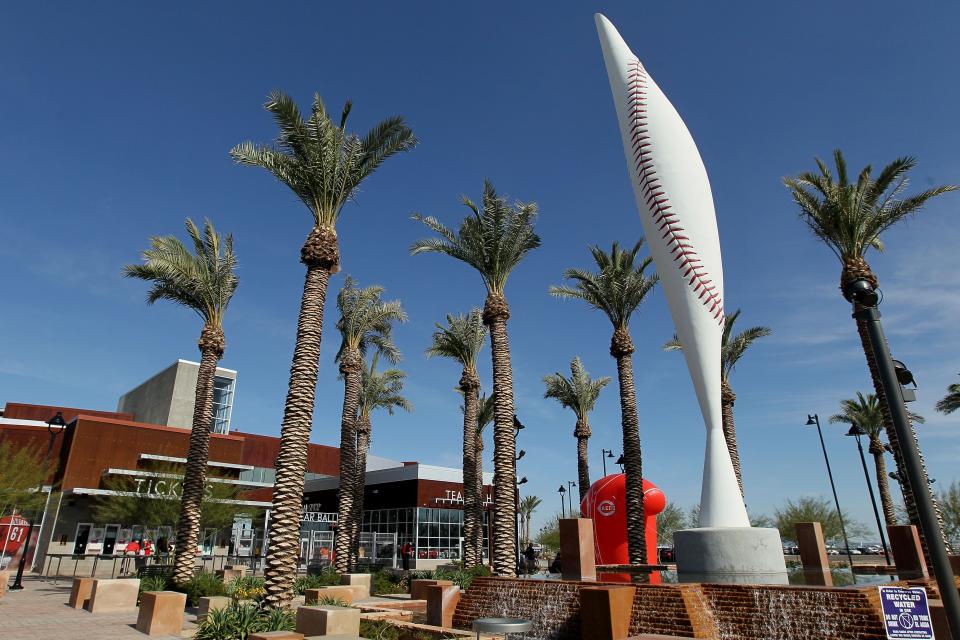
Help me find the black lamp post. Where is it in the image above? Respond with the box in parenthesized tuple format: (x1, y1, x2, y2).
(601, 449, 615, 476)
(515, 476, 527, 574)
(558, 485, 567, 519)
(614, 454, 625, 473)
(844, 423, 891, 565)
(805, 413, 856, 579)
(845, 277, 960, 637)
(513, 415, 524, 574)
(566, 481, 576, 517)
(10, 411, 67, 591)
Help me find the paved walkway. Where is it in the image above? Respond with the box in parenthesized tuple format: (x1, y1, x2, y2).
(0, 576, 196, 640)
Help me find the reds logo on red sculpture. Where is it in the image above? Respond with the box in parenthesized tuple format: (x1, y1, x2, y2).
(597, 500, 616, 516)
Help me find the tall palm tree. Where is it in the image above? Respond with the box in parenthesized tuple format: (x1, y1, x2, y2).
(784, 150, 956, 555)
(550, 241, 657, 564)
(829, 392, 925, 527)
(231, 91, 415, 606)
(426, 311, 487, 568)
(411, 181, 541, 576)
(123, 218, 238, 586)
(333, 278, 405, 572)
(663, 309, 770, 495)
(475, 392, 495, 563)
(936, 375, 960, 415)
(518, 495, 543, 545)
(353, 354, 411, 560)
(543, 358, 611, 501)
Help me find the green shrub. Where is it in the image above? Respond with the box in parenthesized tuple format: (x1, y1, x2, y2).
(315, 595, 349, 606)
(227, 576, 266, 602)
(432, 564, 489, 590)
(292, 567, 341, 595)
(360, 618, 401, 640)
(138, 574, 170, 603)
(195, 603, 295, 640)
(173, 571, 227, 607)
(371, 571, 404, 596)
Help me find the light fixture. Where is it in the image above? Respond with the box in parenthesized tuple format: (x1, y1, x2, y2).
(517, 477, 528, 485)
(842, 278, 880, 307)
(806, 414, 817, 426)
(513, 415, 525, 430)
(845, 424, 868, 437)
(516, 450, 526, 461)
(892, 360, 916, 387)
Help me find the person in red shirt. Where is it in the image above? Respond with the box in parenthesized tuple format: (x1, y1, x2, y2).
(400, 541, 413, 571)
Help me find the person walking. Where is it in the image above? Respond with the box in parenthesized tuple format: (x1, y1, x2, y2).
(400, 541, 413, 571)
(523, 543, 536, 574)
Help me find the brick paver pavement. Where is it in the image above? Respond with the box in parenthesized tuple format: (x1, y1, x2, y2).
(0, 576, 196, 640)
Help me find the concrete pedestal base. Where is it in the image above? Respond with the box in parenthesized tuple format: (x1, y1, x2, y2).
(674, 527, 788, 584)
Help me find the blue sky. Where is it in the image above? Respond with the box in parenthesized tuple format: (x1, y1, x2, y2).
(2, 2, 958, 539)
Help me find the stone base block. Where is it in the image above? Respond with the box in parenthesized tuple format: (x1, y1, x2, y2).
(296, 605, 361, 637)
(560, 518, 597, 582)
(888, 525, 929, 579)
(410, 579, 452, 601)
(68, 577, 95, 609)
(674, 527, 788, 584)
(341, 573, 371, 590)
(305, 586, 357, 605)
(85, 578, 141, 613)
(929, 600, 953, 640)
(218, 568, 246, 582)
(0, 571, 9, 598)
(250, 633, 305, 640)
(136, 590, 187, 636)
(950, 555, 960, 574)
(426, 584, 460, 628)
(198, 595, 232, 621)
(581, 585, 636, 640)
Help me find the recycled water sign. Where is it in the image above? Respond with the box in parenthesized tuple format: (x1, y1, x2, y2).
(879, 586, 934, 639)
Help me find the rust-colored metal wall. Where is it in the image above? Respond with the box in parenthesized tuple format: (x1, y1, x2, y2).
(3, 402, 132, 422)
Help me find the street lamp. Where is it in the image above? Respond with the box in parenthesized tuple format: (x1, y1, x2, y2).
(10, 411, 67, 591)
(601, 449, 615, 476)
(846, 276, 960, 637)
(615, 454, 625, 473)
(805, 413, 856, 579)
(513, 415, 525, 574)
(558, 485, 567, 518)
(844, 423, 891, 565)
(566, 481, 576, 517)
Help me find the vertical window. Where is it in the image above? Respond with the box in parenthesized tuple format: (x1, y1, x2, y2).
(211, 376, 235, 434)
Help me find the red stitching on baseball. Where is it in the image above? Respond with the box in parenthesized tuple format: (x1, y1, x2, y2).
(626, 60, 724, 325)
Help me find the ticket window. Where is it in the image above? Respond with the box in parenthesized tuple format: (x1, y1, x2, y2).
(73, 523, 92, 555)
(102, 524, 120, 555)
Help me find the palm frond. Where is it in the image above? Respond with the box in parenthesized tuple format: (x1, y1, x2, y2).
(359, 355, 412, 419)
(335, 277, 406, 364)
(425, 310, 486, 371)
(543, 357, 610, 420)
(124, 218, 238, 328)
(936, 377, 960, 414)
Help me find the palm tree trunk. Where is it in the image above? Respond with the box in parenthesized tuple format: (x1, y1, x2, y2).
(460, 372, 481, 569)
(474, 429, 486, 565)
(576, 434, 590, 504)
(334, 348, 363, 573)
(720, 381, 744, 496)
(263, 230, 335, 608)
(172, 326, 223, 586)
(352, 419, 371, 565)
(869, 435, 897, 527)
(611, 326, 646, 565)
(483, 292, 517, 577)
(854, 314, 952, 560)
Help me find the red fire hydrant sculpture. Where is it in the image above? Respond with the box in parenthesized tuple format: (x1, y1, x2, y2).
(580, 474, 666, 568)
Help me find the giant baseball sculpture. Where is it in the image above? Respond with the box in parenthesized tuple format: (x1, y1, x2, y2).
(596, 14, 787, 582)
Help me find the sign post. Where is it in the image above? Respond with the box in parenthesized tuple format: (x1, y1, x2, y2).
(879, 586, 935, 639)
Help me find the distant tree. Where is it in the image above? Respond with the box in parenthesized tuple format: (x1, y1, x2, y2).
(0, 441, 48, 519)
(773, 496, 866, 545)
(543, 357, 611, 502)
(656, 504, 689, 545)
(935, 481, 960, 548)
(936, 375, 960, 415)
(518, 495, 542, 545)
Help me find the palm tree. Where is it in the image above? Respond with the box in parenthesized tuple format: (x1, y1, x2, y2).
(784, 150, 956, 555)
(231, 91, 415, 606)
(411, 181, 541, 576)
(333, 278, 405, 572)
(936, 375, 960, 415)
(663, 309, 770, 495)
(829, 392, 925, 527)
(426, 311, 487, 568)
(353, 354, 411, 560)
(518, 495, 543, 545)
(543, 358, 611, 501)
(123, 218, 238, 586)
(550, 241, 657, 564)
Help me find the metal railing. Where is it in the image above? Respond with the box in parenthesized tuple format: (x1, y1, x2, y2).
(40, 553, 267, 585)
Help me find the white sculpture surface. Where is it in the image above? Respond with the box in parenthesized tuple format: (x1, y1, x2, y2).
(595, 13, 749, 528)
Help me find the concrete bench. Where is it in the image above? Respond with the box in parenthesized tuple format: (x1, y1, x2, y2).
(198, 595, 232, 621)
(85, 577, 140, 613)
(340, 573, 371, 599)
(296, 605, 361, 637)
(136, 591, 186, 636)
(68, 577, 95, 609)
(304, 585, 357, 605)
